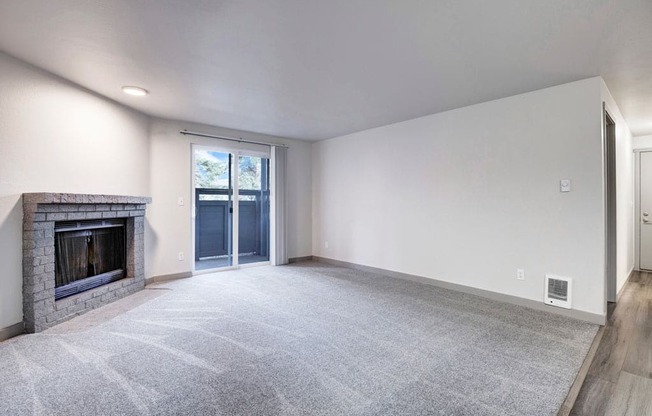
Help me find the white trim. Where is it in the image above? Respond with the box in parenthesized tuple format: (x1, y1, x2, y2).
(602, 102, 618, 305)
(232, 152, 240, 267)
(637, 151, 640, 269)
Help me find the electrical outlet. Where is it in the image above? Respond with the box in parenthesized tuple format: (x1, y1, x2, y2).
(516, 269, 525, 280)
(324, 241, 329, 249)
(178, 252, 185, 261)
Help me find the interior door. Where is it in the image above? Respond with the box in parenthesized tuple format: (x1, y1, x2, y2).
(640, 151, 652, 270)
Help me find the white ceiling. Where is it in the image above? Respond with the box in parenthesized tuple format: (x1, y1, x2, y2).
(1, 0, 651, 141)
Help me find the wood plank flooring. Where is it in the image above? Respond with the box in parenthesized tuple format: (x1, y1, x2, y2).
(571, 271, 652, 416)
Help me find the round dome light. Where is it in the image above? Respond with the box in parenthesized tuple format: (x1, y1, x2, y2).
(121, 86, 148, 96)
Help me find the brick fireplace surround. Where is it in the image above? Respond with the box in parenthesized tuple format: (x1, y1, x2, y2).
(22, 193, 151, 333)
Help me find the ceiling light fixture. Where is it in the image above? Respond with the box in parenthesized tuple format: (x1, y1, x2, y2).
(121, 86, 148, 96)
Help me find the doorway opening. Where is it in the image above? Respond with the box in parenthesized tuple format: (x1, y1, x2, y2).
(604, 107, 617, 303)
(193, 146, 271, 271)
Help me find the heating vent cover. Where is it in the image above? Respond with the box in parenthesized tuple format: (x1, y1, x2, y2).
(545, 274, 572, 309)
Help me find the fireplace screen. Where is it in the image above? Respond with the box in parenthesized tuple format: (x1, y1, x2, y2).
(54, 219, 126, 300)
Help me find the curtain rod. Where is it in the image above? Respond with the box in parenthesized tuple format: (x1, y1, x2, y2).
(180, 130, 289, 148)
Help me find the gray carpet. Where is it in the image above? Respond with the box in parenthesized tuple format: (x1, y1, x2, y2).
(196, 254, 270, 270)
(0, 262, 598, 415)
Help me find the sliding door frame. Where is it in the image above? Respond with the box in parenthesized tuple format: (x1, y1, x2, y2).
(191, 143, 272, 274)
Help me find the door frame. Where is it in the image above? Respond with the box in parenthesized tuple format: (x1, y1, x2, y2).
(191, 143, 272, 274)
(634, 148, 652, 271)
(603, 104, 617, 303)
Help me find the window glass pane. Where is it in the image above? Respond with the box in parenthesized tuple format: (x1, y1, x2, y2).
(238, 156, 262, 190)
(238, 156, 270, 264)
(195, 149, 233, 270)
(195, 150, 230, 189)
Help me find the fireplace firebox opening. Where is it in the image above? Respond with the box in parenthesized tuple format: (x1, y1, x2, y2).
(54, 219, 126, 300)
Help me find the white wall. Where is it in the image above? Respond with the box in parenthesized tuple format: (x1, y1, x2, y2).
(601, 81, 635, 294)
(147, 119, 312, 278)
(0, 53, 150, 330)
(313, 77, 609, 316)
(633, 134, 652, 150)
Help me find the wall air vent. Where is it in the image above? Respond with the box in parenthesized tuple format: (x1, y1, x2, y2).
(545, 274, 572, 309)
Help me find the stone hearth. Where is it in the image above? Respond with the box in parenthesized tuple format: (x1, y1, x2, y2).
(22, 193, 151, 333)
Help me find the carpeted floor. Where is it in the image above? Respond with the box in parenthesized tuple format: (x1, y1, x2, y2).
(0, 262, 598, 415)
(196, 254, 270, 270)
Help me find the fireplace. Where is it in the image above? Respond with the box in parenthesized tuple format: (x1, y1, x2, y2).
(22, 193, 151, 333)
(54, 219, 126, 300)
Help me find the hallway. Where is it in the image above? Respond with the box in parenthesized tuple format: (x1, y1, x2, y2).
(571, 271, 652, 415)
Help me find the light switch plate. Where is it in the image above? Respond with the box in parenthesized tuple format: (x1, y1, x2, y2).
(560, 179, 571, 192)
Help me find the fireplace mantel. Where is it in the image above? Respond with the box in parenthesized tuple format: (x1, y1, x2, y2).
(23, 192, 151, 206)
(22, 193, 151, 333)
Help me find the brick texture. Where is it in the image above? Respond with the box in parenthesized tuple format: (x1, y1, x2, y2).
(22, 193, 151, 333)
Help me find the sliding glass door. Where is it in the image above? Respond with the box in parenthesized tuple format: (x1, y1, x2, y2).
(193, 146, 270, 271)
